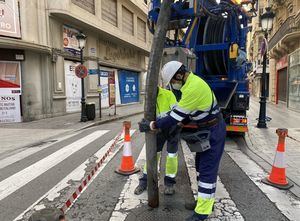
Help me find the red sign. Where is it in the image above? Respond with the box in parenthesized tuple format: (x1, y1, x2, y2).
(108, 72, 116, 106)
(276, 55, 288, 70)
(75, 65, 88, 79)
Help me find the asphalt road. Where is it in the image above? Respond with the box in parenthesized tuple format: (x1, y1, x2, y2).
(0, 114, 291, 221)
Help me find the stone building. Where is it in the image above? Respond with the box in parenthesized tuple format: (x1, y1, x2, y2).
(268, 0, 300, 110)
(248, 0, 300, 112)
(0, 0, 151, 122)
(247, 0, 270, 98)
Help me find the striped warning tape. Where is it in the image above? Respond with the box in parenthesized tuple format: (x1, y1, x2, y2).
(60, 131, 123, 213)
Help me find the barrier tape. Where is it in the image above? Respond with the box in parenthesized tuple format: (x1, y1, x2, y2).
(287, 135, 300, 144)
(60, 131, 123, 213)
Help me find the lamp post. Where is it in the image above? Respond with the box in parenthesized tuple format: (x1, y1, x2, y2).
(76, 32, 88, 122)
(257, 7, 275, 128)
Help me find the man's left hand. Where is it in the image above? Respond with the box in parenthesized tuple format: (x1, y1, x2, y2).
(139, 119, 151, 132)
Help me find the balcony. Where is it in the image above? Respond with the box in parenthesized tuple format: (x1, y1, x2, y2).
(269, 16, 299, 50)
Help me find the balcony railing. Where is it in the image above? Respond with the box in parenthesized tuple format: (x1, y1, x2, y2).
(268, 16, 298, 50)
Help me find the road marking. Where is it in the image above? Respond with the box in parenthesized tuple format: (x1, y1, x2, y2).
(110, 144, 147, 221)
(226, 142, 300, 221)
(110, 142, 244, 221)
(0, 132, 80, 170)
(0, 130, 108, 201)
(182, 142, 244, 220)
(13, 130, 135, 221)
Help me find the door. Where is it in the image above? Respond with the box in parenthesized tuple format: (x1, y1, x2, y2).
(278, 68, 287, 102)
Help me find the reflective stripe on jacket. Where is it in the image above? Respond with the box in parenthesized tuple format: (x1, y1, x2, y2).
(169, 73, 219, 122)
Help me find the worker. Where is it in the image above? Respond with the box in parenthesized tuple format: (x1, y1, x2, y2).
(139, 61, 226, 221)
(135, 86, 180, 196)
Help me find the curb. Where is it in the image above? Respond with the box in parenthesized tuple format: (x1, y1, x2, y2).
(77, 111, 144, 131)
(241, 131, 300, 198)
(0, 111, 144, 160)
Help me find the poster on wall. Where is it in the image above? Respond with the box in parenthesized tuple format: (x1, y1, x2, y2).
(63, 25, 80, 56)
(0, 61, 21, 95)
(108, 71, 116, 106)
(0, 95, 21, 123)
(0, 0, 21, 38)
(64, 60, 82, 113)
(118, 70, 139, 104)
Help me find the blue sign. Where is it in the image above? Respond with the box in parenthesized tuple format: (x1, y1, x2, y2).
(88, 69, 109, 77)
(118, 70, 139, 104)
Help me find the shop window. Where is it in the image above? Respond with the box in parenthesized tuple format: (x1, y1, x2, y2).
(288, 49, 300, 110)
(102, 0, 117, 27)
(122, 6, 134, 35)
(137, 18, 146, 42)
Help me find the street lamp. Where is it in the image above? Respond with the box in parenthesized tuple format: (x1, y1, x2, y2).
(76, 32, 88, 122)
(257, 7, 275, 128)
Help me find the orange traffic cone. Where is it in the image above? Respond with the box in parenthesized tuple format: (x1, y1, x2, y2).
(115, 121, 140, 175)
(262, 128, 293, 190)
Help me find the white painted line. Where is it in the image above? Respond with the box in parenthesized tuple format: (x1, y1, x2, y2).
(110, 144, 147, 221)
(226, 142, 300, 221)
(13, 130, 135, 221)
(182, 142, 244, 220)
(0, 132, 80, 170)
(0, 130, 109, 201)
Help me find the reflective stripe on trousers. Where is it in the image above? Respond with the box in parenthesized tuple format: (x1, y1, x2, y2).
(195, 119, 226, 215)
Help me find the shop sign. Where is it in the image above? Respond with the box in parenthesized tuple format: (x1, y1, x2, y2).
(63, 25, 81, 56)
(0, 95, 21, 123)
(108, 71, 116, 106)
(118, 70, 139, 104)
(0, 61, 21, 95)
(64, 60, 82, 113)
(277, 55, 288, 70)
(0, 0, 21, 38)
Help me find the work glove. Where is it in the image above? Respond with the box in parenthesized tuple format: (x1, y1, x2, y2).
(139, 119, 151, 132)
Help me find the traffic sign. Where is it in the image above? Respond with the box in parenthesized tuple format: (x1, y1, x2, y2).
(75, 64, 88, 79)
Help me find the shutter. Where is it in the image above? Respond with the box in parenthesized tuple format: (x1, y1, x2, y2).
(72, 0, 95, 14)
(102, 0, 117, 26)
(122, 6, 134, 35)
(137, 18, 146, 42)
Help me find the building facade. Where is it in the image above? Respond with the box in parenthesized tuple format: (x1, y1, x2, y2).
(268, 0, 300, 110)
(247, 0, 270, 99)
(0, 0, 151, 123)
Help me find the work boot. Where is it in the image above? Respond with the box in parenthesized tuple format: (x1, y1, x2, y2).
(185, 213, 208, 221)
(185, 199, 197, 210)
(164, 184, 175, 195)
(134, 183, 147, 195)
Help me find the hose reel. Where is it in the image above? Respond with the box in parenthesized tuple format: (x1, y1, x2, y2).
(203, 16, 228, 76)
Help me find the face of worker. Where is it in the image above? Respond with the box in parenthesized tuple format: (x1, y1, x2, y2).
(170, 73, 184, 90)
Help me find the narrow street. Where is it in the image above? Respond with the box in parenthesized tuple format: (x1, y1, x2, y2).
(0, 102, 299, 220)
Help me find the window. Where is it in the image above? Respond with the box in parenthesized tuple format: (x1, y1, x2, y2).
(122, 6, 134, 35)
(102, 0, 117, 26)
(137, 18, 146, 41)
(72, 0, 95, 14)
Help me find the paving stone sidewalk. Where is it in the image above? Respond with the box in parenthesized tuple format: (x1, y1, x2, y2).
(246, 98, 300, 196)
(0, 103, 144, 156)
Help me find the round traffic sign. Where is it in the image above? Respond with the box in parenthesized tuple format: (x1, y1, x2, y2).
(75, 64, 88, 79)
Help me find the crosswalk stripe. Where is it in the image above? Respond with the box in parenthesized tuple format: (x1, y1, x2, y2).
(13, 130, 135, 221)
(0, 132, 80, 170)
(0, 130, 109, 201)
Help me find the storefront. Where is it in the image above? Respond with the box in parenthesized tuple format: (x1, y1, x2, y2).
(288, 49, 300, 111)
(276, 56, 288, 104)
(0, 49, 24, 123)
